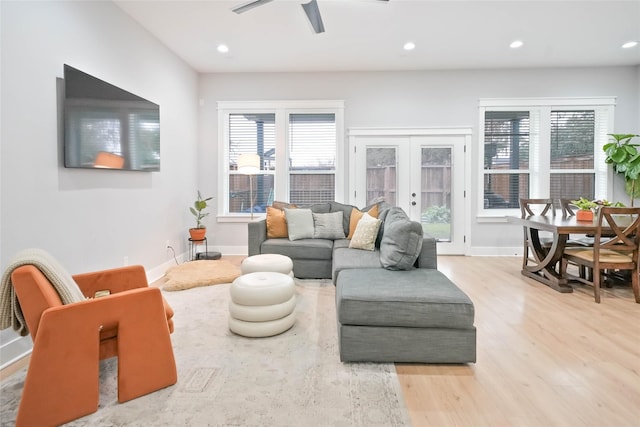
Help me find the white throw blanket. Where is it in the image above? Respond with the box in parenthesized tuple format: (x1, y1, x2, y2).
(0, 248, 86, 336)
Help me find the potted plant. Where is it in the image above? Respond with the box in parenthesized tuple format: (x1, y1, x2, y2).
(603, 133, 640, 207)
(189, 191, 213, 241)
(571, 197, 598, 221)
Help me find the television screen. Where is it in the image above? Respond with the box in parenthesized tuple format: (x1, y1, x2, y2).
(63, 64, 160, 171)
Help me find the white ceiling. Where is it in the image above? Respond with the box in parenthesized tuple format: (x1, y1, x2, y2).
(114, 0, 640, 73)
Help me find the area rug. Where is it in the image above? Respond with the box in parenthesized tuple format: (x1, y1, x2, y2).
(163, 259, 241, 291)
(0, 280, 409, 427)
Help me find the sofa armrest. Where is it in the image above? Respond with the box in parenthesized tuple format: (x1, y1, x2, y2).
(248, 219, 268, 256)
(416, 236, 437, 269)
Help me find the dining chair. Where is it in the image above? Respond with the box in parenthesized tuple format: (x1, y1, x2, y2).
(556, 198, 595, 248)
(519, 198, 555, 269)
(560, 207, 640, 303)
(557, 198, 576, 217)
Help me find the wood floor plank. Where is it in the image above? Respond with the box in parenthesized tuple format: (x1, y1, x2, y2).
(397, 256, 640, 427)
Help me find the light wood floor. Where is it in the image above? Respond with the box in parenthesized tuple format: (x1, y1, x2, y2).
(3, 256, 639, 426)
(398, 256, 640, 427)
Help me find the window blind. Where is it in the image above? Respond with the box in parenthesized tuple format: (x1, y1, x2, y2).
(289, 113, 336, 171)
(228, 113, 276, 170)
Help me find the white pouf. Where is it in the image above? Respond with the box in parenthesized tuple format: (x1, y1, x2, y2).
(230, 272, 295, 306)
(241, 254, 294, 277)
(229, 271, 296, 337)
(229, 295, 296, 322)
(228, 311, 296, 338)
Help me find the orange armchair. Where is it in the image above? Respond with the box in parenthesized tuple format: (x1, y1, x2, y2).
(8, 263, 177, 427)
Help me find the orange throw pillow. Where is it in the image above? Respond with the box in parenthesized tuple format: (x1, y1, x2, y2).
(266, 206, 289, 238)
(347, 204, 379, 239)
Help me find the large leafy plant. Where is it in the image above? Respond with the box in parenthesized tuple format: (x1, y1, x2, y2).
(603, 133, 640, 207)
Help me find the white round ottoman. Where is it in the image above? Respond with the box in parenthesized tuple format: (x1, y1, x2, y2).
(229, 271, 296, 338)
(241, 254, 294, 277)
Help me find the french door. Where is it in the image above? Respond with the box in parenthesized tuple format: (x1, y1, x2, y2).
(349, 128, 470, 255)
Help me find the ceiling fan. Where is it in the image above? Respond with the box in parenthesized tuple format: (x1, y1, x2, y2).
(231, 0, 389, 34)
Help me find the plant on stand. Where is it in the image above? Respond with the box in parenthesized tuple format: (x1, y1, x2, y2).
(603, 133, 640, 207)
(189, 191, 213, 241)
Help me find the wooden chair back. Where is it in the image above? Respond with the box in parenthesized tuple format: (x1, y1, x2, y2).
(562, 206, 640, 303)
(557, 198, 577, 217)
(519, 198, 555, 218)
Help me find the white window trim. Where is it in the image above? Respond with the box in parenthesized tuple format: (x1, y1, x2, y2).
(477, 97, 616, 221)
(217, 100, 345, 221)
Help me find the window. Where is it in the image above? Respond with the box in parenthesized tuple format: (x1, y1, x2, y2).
(218, 101, 344, 218)
(479, 98, 615, 216)
(289, 113, 336, 205)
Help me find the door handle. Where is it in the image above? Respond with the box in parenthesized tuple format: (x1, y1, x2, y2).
(411, 201, 416, 206)
(412, 193, 416, 197)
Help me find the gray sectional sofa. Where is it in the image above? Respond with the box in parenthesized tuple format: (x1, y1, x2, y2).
(248, 201, 476, 364)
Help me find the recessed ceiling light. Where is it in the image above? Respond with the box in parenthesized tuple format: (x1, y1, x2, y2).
(510, 40, 524, 49)
(621, 41, 638, 49)
(217, 44, 229, 53)
(403, 42, 416, 51)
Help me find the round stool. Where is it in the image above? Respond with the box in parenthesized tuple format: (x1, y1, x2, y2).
(241, 254, 294, 277)
(229, 272, 296, 338)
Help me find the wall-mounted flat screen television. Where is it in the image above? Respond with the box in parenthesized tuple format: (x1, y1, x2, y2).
(63, 64, 160, 171)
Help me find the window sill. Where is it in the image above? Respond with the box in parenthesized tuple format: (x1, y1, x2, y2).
(476, 215, 511, 223)
(217, 215, 265, 223)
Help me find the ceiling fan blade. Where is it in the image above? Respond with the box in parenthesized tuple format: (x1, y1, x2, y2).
(232, 0, 274, 14)
(301, 0, 325, 34)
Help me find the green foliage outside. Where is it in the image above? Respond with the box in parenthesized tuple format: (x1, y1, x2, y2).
(422, 206, 451, 240)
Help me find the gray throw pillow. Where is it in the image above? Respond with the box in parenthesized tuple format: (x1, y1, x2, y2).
(313, 211, 346, 239)
(329, 201, 356, 236)
(379, 207, 423, 270)
(285, 208, 314, 240)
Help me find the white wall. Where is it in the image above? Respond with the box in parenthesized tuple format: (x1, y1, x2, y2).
(1, 1, 199, 275)
(200, 67, 639, 254)
(0, 0, 200, 365)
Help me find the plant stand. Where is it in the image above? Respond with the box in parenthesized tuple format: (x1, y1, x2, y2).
(189, 237, 207, 261)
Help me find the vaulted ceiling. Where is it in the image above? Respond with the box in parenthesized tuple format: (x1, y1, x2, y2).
(114, 0, 640, 73)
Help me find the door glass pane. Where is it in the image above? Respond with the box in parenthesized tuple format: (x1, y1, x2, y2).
(421, 147, 452, 241)
(366, 147, 396, 206)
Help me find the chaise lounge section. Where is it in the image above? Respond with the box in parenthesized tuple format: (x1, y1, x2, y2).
(248, 201, 476, 363)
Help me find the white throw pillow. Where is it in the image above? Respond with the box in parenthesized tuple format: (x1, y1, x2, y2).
(348, 212, 381, 251)
(284, 208, 315, 240)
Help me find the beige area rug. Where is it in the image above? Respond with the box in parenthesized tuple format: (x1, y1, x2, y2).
(163, 259, 241, 291)
(0, 280, 410, 427)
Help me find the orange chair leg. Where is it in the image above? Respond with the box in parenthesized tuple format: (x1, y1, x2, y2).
(16, 321, 101, 426)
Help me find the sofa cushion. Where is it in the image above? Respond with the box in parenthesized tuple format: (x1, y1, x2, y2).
(308, 203, 331, 214)
(379, 207, 423, 270)
(336, 268, 475, 329)
(349, 213, 381, 251)
(332, 246, 382, 283)
(266, 206, 288, 238)
(262, 238, 334, 260)
(313, 211, 345, 239)
(284, 208, 314, 240)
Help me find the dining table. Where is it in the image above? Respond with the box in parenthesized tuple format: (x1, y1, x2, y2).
(507, 214, 603, 293)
